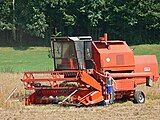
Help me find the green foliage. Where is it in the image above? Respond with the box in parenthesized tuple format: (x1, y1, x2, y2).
(0, 21, 14, 30)
(0, 0, 14, 30)
(0, 0, 159, 44)
(82, 0, 105, 27)
(15, 0, 48, 38)
(26, 7, 48, 38)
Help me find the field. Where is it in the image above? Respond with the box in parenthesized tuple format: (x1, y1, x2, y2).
(0, 73, 160, 120)
(0, 45, 160, 120)
(0, 47, 53, 72)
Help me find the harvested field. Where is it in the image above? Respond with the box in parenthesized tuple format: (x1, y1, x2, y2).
(0, 73, 160, 120)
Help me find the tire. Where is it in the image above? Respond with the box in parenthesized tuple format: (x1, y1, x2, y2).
(133, 91, 145, 104)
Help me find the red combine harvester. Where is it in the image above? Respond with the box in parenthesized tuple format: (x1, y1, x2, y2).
(22, 34, 159, 106)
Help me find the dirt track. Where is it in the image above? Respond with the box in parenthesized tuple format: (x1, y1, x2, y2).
(0, 73, 160, 120)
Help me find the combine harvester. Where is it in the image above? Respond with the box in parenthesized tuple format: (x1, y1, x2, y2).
(21, 34, 159, 106)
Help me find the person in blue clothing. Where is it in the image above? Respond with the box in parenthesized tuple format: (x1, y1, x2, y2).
(106, 73, 115, 104)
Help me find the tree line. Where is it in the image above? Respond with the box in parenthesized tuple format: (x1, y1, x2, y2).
(0, 0, 159, 46)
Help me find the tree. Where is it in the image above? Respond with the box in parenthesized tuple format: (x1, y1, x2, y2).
(0, 0, 159, 45)
(0, 0, 13, 30)
(15, 0, 48, 38)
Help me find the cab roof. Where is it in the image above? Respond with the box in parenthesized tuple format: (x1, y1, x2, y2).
(51, 36, 92, 42)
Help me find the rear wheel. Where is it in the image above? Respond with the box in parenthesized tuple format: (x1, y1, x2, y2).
(133, 91, 145, 104)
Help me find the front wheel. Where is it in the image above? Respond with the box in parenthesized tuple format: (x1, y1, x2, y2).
(133, 91, 145, 104)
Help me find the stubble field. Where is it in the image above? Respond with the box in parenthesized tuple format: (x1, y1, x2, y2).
(0, 73, 160, 120)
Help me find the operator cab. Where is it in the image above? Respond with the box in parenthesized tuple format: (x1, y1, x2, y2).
(51, 36, 92, 70)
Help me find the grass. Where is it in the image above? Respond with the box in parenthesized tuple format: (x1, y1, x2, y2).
(0, 44, 159, 73)
(0, 47, 53, 72)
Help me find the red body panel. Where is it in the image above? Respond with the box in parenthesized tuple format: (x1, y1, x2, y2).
(134, 55, 159, 81)
(92, 41, 135, 72)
